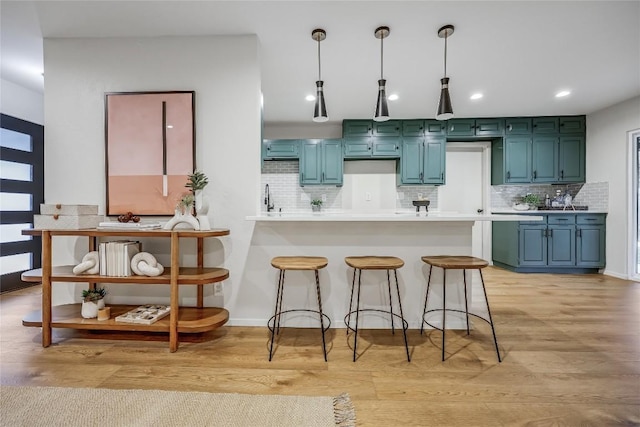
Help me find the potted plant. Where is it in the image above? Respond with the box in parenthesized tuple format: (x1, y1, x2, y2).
(185, 170, 209, 192)
(521, 193, 541, 210)
(81, 287, 107, 319)
(311, 199, 323, 212)
(185, 171, 211, 229)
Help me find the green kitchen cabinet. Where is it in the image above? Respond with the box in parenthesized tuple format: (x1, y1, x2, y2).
(398, 137, 445, 185)
(558, 136, 585, 183)
(343, 120, 373, 137)
(402, 119, 446, 137)
(446, 118, 504, 137)
(504, 137, 532, 183)
(372, 120, 401, 137)
(299, 139, 343, 186)
(262, 139, 299, 160)
(531, 136, 558, 182)
(559, 116, 586, 134)
(492, 213, 606, 273)
(344, 137, 399, 159)
(532, 117, 559, 134)
(505, 118, 533, 135)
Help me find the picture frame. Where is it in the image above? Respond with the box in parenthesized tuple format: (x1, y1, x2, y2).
(105, 91, 195, 216)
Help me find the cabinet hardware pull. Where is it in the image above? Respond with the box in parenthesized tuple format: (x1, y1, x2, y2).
(419, 172, 423, 181)
(507, 171, 511, 179)
(549, 229, 553, 237)
(560, 170, 564, 179)
(533, 171, 537, 179)
(585, 218, 596, 221)
(441, 172, 444, 180)
(543, 228, 547, 237)
(577, 228, 581, 237)
(267, 146, 270, 150)
(557, 218, 568, 221)
(322, 172, 325, 181)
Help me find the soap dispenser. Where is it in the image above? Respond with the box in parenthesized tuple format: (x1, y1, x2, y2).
(545, 194, 550, 207)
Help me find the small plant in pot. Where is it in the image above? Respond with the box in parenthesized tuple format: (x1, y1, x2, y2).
(521, 193, 541, 210)
(81, 287, 107, 319)
(311, 199, 323, 212)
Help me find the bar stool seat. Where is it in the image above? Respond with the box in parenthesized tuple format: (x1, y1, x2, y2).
(344, 256, 410, 362)
(421, 255, 501, 362)
(268, 256, 331, 361)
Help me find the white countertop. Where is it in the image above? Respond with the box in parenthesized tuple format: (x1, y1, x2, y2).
(492, 209, 608, 214)
(246, 211, 544, 222)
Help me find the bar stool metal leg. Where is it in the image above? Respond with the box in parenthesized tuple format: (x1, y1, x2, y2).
(393, 269, 411, 362)
(386, 269, 395, 334)
(479, 269, 502, 362)
(269, 269, 285, 361)
(420, 265, 433, 335)
(314, 269, 328, 362)
(347, 268, 356, 336)
(463, 269, 470, 335)
(353, 268, 363, 362)
(442, 268, 447, 361)
(275, 269, 286, 334)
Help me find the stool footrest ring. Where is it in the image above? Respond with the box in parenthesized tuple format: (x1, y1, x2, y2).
(344, 309, 409, 334)
(422, 308, 492, 332)
(268, 309, 332, 334)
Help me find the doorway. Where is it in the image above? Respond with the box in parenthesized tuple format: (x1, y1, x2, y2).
(630, 130, 640, 281)
(438, 142, 491, 260)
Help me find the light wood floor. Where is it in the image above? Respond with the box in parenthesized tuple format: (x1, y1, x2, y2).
(1, 267, 639, 426)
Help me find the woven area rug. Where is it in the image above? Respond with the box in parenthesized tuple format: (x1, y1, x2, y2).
(0, 386, 356, 427)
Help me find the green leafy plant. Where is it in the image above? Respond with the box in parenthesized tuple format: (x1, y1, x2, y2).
(310, 199, 323, 206)
(522, 193, 540, 206)
(82, 287, 107, 302)
(180, 193, 195, 208)
(185, 171, 209, 192)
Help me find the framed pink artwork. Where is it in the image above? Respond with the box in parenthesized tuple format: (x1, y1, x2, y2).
(105, 91, 195, 215)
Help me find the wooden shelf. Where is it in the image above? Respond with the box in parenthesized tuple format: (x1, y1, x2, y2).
(22, 228, 230, 238)
(21, 266, 229, 285)
(23, 304, 229, 333)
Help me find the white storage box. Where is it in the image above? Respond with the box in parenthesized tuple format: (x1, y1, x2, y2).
(34, 214, 103, 230)
(40, 204, 98, 216)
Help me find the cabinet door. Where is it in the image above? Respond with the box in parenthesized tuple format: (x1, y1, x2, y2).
(558, 136, 585, 183)
(322, 139, 343, 185)
(531, 136, 558, 182)
(505, 118, 533, 135)
(372, 120, 401, 137)
(372, 137, 400, 158)
(504, 137, 532, 183)
(533, 117, 559, 134)
(424, 120, 446, 135)
(446, 119, 476, 137)
(263, 139, 299, 159)
(559, 116, 585, 134)
(519, 225, 547, 266)
(299, 140, 322, 185)
(402, 120, 424, 137)
(343, 120, 372, 137)
(576, 225, 605, 267)
(547, 225, 576, 266)
(423, 137, 446, 184)
(400, 138, 423, 184)
(475, 119, 504, 136)
(343, 137, 372, 158)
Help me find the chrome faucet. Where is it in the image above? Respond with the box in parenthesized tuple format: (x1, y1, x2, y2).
(264, 184, 274, 212)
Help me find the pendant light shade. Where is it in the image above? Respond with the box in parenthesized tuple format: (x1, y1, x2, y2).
(436, 25, 455, 121)
(312, 29, 328, 123)
(373, 26, 390, 122)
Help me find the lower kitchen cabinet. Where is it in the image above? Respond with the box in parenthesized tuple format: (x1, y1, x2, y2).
(299, 139, 343, 186)
(398, 137, 445, 185)
(493, 213, 606, 273)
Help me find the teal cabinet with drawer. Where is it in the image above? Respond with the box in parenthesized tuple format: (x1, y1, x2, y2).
(402, 119, 446, 137)
(398, 137, 445, 185)
(446, 118, 504, 138)
(344, 137, 399, 159)
(263, 139, 299, 160)
(343, 120, 401, 137)
(299, 139, 343, 186)
(505, 118, 533, 135)
(493, 213, 606, 273)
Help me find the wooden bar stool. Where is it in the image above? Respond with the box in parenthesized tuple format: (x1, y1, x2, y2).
(344, 256, 410, 362)
(421, 255, 501, 362)
(268, 256, 331, 361)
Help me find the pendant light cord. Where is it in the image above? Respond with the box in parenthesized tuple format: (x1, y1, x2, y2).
(443, 33, 448, 77)
(317, 38, 322, 81)
(380, 35, 384, 79)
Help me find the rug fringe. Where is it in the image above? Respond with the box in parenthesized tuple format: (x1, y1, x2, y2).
(333, 393, 356, 427)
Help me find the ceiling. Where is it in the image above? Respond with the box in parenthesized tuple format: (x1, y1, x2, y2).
(2, 1, 639, 124)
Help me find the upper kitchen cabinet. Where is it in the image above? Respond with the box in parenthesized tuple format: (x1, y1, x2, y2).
(559, 116, 586, 134)
(398, 136, 446, 185)
(299, 139, 343, 186)
(343, 119, 401, 137)
(505, 118, 533, 135)
(263, 139, 299, 160)
(446, 118, 504, 138)
(402, 120, 446, 136)
(344, 136, 400, 159)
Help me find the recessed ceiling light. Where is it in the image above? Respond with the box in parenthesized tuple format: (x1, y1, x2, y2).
(305, 95, 316, 101)
(470, 93, 483, 100)
(388, 94, 399, 101)
(555, 90, 571, 98)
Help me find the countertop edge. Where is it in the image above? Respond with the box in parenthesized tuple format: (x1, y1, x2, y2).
(246, 213, 544, 222)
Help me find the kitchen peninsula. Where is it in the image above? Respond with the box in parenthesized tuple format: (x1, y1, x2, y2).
(246, 211, 540, 329)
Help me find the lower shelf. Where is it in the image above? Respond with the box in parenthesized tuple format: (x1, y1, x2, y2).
(23, 304, 229, 333)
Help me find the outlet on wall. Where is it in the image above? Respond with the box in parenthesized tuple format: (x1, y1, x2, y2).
(214, 282, 223, 296)
(322, 194, 327, 202)
(365, 192, 371, 201)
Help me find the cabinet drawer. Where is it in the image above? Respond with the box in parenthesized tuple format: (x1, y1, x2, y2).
(576, 214, 605, 225)
(533, 117, 559, 134)
(373, 120, 401, 137)
(475, 119, 504, 136)
(518, 215, 547, 225)
(547, 215, 576, 225)
(343, 120, 372, 137)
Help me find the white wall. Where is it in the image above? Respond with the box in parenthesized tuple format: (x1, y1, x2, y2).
(43, 36, 262, 310)
(586, 95, 640, 278)
(0, 78, 44, 125)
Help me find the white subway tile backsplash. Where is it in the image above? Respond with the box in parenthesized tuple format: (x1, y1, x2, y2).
(491, 182, 608, 211)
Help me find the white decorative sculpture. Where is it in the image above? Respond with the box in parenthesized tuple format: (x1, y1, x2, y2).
(163, 195, 200, 230)
(131, 252, 165, 277)
(194, 189, 211, 230)
(72, 251, 100, 275)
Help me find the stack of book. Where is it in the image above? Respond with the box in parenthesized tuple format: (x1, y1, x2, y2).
(98, 240, 142, 276)
(115, 305, 171, 325)
(97, 221, 162, 230)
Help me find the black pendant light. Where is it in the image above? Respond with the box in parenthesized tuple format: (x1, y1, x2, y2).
(374, 26, 390, 122)
(312, 28, 328, 122)
(436, 25, 455, 121)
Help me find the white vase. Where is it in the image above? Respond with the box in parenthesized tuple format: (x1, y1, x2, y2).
(81, 301, 100, 319)
(194, 189, 211, 230)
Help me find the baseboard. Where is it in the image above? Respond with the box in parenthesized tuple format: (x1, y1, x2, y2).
(602, 269, 631, 280)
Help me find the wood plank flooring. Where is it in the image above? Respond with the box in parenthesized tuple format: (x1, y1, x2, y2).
(1, 267, 638, 426)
